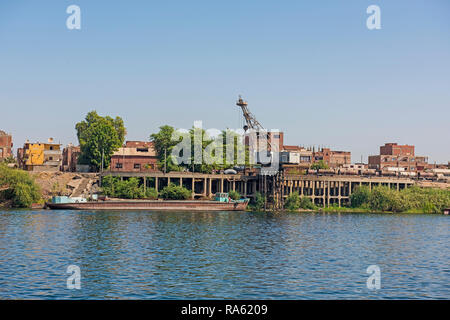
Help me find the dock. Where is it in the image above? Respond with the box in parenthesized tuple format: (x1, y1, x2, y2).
(101, 171, 415, 208)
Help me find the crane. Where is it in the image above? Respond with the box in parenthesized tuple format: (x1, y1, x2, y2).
(236, 96, 276, 152)
(235, 96, 284, 210)
(236, 96, 265, 132)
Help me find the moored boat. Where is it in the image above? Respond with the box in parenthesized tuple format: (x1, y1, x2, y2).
(444, 208, 450, 215)
(46, 193, 249, 211)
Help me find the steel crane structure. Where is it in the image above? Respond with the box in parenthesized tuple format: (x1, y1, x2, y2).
(235, 96, 284, 210)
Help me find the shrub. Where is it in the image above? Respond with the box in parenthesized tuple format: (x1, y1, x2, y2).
(228, 190, 241, 201)
(249, 192, 265, 211)
(101, 175, 157, 199)
(145, 187, 158, 200)
(350, 186, 371, 208)
(285, 192, 301, 210)
(349, 185, 450, 213)
(0, 164, 41, 208)
(160, 184, 191, 200)
(299, 197, 318, 210)
(310, 160, 329, 170)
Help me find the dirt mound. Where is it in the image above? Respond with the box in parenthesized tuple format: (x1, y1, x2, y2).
(30, 172, 99, 199)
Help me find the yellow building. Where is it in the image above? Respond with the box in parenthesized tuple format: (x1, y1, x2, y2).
(22, 138, 62, 171)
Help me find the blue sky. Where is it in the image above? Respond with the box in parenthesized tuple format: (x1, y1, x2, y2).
(1, 0, 449, 163)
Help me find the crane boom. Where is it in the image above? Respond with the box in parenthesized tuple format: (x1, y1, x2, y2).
(236, 96, 265, 131)
(236, 95, 275, 153)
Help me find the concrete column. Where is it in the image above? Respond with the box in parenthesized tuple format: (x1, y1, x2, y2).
(338, 181, 341, 207)
(203, 178, 207, 196)
(191, 178, 195, 198)
(208, 178, 212, 197)
(232, 180, 235, 191)
(167, 177, 171, 186)
(253, 180, 257, 196)
(143, 177, 146, 193)
(220, 178, 224, 193)
(327, 180, 330, 207)
(155, 177, 159, 192)
(180, 177, 182, 186)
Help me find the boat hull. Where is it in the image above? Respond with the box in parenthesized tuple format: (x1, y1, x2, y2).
(46, 200, 249, 211)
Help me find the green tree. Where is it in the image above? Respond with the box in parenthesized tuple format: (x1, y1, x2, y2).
(350, 186, 371, 208)
(76, 111, 126, 171)
(0, 164, 41, 207)
(187, 127, 218, 173)
(219, 129, 250, 169)
(310, 160, 329, 170)
(150, 125, 183, 172)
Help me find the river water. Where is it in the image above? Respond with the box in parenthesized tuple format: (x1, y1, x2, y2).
(0, 210, 448, 299)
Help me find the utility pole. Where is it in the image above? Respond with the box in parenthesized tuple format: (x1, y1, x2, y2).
(164, 147, 167, 174)
(101, 148, 104, 173)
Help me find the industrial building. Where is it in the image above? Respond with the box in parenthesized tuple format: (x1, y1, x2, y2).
(368, 143, 429, 173)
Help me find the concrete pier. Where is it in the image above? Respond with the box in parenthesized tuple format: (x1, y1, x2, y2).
(101, 171, 415, 207)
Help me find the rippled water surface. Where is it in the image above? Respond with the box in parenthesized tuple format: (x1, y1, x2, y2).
(0, 210, 448, 299)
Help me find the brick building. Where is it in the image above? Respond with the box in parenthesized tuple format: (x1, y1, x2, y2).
(368, 143, 429, 172)
(314, 148, 351, 168)
(0, 130, 13, 160)
(110, 141, 159, 172)
(62, 144, 81, 172)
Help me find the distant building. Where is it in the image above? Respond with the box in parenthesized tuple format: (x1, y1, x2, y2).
(281, 145, 313, 168)
(62, 144, 81, 172)
(110, 141, 159, 172)
(343, 163, 368, 170)
(19, 138, 62, 171)
(314, 148, 351, 168)
(0, 130, 13, 160)
(368, 142, 429, 172)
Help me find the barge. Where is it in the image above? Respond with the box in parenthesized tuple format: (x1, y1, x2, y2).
(46, 193, 249, 211)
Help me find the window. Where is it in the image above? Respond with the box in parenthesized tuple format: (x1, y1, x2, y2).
(116, 163, 123, 169)
(137, 148, 148, 152)
(300, 156, 311, 162)
(50, 146, 53, 150)
(134, 163, 141, 169)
